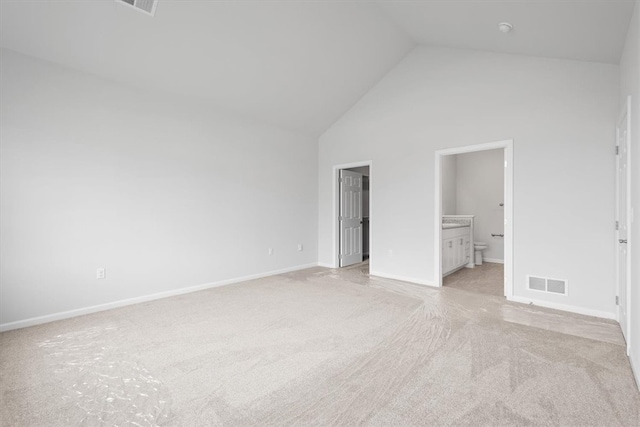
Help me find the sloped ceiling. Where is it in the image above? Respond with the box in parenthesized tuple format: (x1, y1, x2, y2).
(0, 0, 414, 135)
(377, 0, 636, 65)
(0, 0, 636, 135)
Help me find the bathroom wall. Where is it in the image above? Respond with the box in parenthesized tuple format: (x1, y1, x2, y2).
(441, 155, 457, 215)
(455, 149, 504, 262)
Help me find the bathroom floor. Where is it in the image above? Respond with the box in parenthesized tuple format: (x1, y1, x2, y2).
(444, 262, 504, 296)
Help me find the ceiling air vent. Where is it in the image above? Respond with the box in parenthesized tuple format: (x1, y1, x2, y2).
(116, 0, 158, 16)
(527, 275, 568, 295)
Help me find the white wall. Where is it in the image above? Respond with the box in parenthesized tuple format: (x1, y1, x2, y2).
(441, 155, 457, 215)
(456, 149, 504, 262)
(319, 46, 619, 317)
(619, 0, 640, 387)
(0, 49, 318, 327)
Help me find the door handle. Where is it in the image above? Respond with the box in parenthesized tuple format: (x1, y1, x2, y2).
(619, 239, 628, 244)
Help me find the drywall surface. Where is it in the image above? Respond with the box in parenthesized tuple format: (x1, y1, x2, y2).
(0, 1, 415, 135)
(440, 154, 457, 215)
(0, 49, 318, 326)
(319, 46, 619, 316)
(620, 0, 640, 386)
(456, 149, 504, 262)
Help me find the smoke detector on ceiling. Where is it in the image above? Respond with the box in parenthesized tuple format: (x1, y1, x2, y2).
(115, 0, 158, 17)
(498, 22, 513, 33)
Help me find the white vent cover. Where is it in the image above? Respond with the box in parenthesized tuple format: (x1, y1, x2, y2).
(115, 0, 158, 16)
(527, 275, 568, 295)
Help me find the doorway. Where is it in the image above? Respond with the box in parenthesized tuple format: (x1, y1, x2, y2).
(333, 162, 371, 269)
(434, 140, 514, 298)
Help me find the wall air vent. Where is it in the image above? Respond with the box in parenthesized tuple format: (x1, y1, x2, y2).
(527, 275, 568, 295)
(115, 0, 158, 16)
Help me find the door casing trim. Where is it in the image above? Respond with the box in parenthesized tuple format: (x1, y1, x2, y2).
(332, 161, 373, 269)
(434, 139, 514, 299)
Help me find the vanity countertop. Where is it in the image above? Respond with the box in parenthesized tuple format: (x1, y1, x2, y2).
(443, 223, 470, 229)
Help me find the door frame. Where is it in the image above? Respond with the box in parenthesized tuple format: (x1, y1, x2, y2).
(616, 95, 632, 354)
(434, 139, 514, 298)
(333, 161, 372, 268)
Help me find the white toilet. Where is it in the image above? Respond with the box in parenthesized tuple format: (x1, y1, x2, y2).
(474, 242, 488, 265)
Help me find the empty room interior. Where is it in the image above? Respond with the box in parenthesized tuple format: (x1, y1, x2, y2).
(1, 0, 640, 425)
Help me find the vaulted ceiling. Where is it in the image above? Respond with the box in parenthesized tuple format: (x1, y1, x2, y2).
(1, 0, 636, 135)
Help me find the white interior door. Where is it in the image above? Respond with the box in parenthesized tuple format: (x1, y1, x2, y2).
(616, 97, 631, 345)
(339, 170, 363, 267)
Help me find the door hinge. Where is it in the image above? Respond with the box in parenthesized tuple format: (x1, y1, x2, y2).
(339, 216, 343, 221)
(616, 220, 619, 231)
(616, 146, 619, 155)
(339, 254, 343, 259)
(339, 178, 343, 183)
(616, 296, 619, 305)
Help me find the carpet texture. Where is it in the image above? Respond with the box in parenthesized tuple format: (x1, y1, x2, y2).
(444, 262, 504, 297)
(1, 263, 638, 426)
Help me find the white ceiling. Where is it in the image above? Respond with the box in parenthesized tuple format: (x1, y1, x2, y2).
(0, 1, 413, 135)
(1, 0, 636, 135)
(377, 0, 636, 65)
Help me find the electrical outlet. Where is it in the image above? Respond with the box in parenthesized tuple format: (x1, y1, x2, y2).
(298, 243, 303, 251)
(96, 267, 106, 279)
(268, 248, 273, 256)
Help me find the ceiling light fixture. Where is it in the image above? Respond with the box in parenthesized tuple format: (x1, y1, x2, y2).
(498, 22, 513, 33)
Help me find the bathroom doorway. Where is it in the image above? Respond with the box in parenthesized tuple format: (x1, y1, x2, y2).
(434, 140, 513, 298)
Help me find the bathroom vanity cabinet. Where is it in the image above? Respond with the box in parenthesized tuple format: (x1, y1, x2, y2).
(442, 225, 471, 276)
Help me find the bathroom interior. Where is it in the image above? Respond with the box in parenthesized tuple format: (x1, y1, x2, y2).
(441, 148, 505, 296)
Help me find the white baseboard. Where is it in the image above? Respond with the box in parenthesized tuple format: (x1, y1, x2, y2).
(369, 270, 436, 287)
(317, 262, 335, 268)
(483, 258, 504, 264)
(508, 295, 616, 320)
(0, 263, 319, 332)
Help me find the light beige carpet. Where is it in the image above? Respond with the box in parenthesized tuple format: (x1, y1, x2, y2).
(1, 264, 639, 426)
(444, 262, 504, 296)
